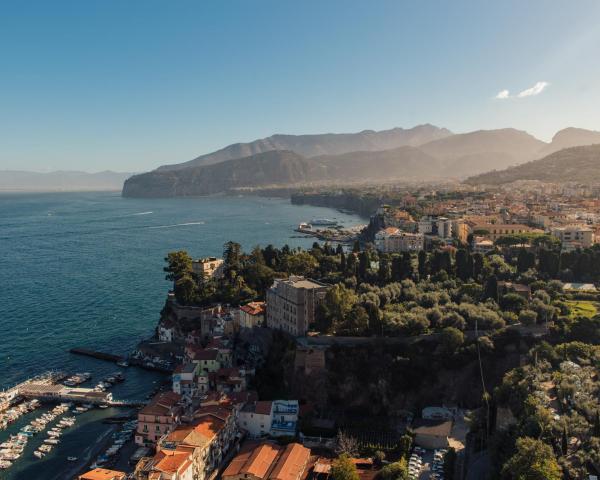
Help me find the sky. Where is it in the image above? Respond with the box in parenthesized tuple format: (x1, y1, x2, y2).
(1, 0, 600, 172)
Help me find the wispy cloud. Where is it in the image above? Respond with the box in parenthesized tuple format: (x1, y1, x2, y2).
(494, 81, 549, 100)
(517, 81, 549, 97)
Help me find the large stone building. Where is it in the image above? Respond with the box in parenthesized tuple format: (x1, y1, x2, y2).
(374, 227, 424, 253)
(266, 276, 329, 336)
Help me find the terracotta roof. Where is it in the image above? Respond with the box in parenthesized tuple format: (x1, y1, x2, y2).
(78, 468, 126, 480)
(241, 302, 266, 316)
(140, 391, 181, 416)
(255, 401, 273, 415)
(269, 443, 310, 480)
(223, 442, 310, 480)
(223, 442, 281, 479)
(153, 449, 192, 473)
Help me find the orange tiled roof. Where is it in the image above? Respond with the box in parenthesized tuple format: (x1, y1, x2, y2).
(269, 443, 311, 480)
(153, 449, 192, 473)
(223, 442, 281, 479)
(78, 468, 126, 480)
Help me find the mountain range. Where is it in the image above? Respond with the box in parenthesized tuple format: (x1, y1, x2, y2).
(465, 144, 600, 185)
(1, 170, 133, 192)
(122, 125, 600, 197)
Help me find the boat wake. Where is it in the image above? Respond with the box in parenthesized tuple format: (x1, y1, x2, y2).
(148, 221, 205, 229)
(128, 211, 153, 216)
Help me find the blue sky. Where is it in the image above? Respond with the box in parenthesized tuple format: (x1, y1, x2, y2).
(1, 0, 599, 172)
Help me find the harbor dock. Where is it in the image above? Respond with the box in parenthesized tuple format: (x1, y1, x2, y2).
(69, 348, 124, 363)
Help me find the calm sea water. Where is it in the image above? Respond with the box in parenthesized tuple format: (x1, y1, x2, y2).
(0, 191, 362, 479)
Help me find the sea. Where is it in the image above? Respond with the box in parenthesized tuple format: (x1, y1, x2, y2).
(0, 191, 363, 479)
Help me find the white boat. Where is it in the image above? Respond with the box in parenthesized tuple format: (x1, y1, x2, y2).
(67, 456, 78, 461)
(34, 450, 45, 459)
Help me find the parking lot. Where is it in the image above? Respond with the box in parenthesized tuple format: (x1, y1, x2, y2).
(408, 447, 447, 480)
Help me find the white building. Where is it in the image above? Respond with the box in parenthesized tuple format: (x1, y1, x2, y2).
(551, 225, 594, 252)
(238, 400, 299, 438)
(375, 227, 424, 253)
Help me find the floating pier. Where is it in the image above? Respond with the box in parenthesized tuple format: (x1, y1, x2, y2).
(69, 348, 124, 363)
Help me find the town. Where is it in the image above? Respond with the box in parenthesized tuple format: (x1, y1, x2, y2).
(72, 181, 600, 480)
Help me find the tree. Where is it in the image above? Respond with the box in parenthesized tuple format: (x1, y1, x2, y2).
(473, 253, 484, 279)
(331, 454, 359, 480)
(418, 250, 428, 278)
(378, 255, 391, 284)
(518, 309, 538, 326)
(378, 459, 408, 480)
(397, 434, 412, 460)
(456, 249, 472, 281)
(501, 437, 561, 480)
(223, 241, 242, 280)
(334, 431, 359, 456)
(358, 251, 369, 280)
(164, 250, 193, 283)
(174, 274, 198, 305)
(440, 327, 464, 354)
(517, 249, 535, 273)
(482, 275, 499, 303)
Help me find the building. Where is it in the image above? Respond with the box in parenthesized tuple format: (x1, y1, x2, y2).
(470, 223, 534, 242)
(134, 449, 194, 480)
(192, 257, 224, 281)
(266, 276, 330, 336)
(374, 228, 424, 253)
(155, 410, 238, 480)
(238, 400, 299, 438)
(222, 442, 311, 480)
(172, 363, 201, 398)
(412, 419, 452, 449)
(79, 469, 127, 480)
(452, 220, 469, 244)
(551, 225, 594, 252)
(239, 302, 266, 329)
(472, 238, 494, 255)
(435, 217, 453, 239)
(136, 391, 182, 446)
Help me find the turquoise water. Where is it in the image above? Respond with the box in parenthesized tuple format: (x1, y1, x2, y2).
(0, 191, 362, 479)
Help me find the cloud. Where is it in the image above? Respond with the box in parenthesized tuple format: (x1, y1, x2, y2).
(494, 81, 549, 100)
(517, 81, 549, 98)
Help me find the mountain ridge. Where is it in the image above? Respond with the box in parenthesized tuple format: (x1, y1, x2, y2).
(464, 144, 600, 185)
(156, 124, 453, 171)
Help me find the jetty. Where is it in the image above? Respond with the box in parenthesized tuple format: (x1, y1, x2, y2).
(69, 348, 124, 363)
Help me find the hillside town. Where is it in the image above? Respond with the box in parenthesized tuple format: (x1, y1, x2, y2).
(74, 182, 600, 480)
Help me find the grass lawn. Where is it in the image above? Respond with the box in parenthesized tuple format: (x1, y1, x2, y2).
(565, 300, 598, 319)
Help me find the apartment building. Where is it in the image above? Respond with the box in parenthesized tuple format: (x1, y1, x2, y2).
(266, 276, 329, 336)
(136, 391, 182, 446)
(374, 227, 424, 253)
(238, 400, 299, 438)
(551, 225, 595, 252)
